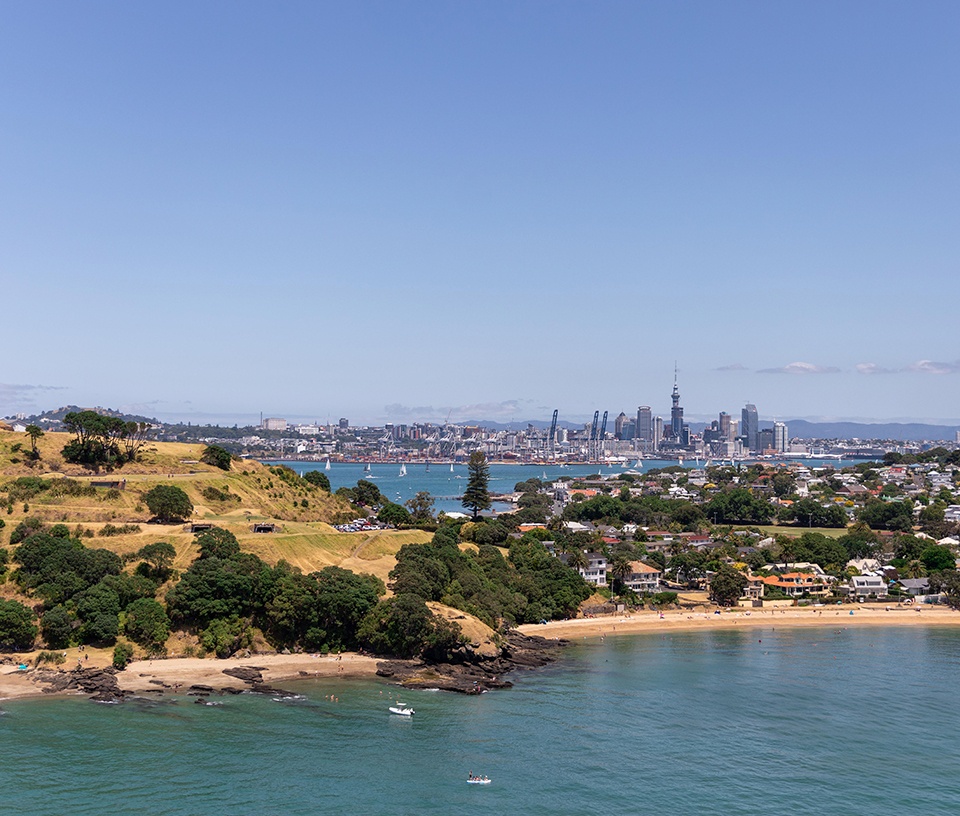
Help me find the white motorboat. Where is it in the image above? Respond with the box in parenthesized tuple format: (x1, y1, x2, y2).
(389, 704, 414, 716)
(467, 776, 491, 785)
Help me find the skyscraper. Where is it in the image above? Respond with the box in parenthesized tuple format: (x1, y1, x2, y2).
(773, 421, 788, 453)
(637, 406, 652, 448)
(742, 403, 758, 452)
(718, 412, 731, 439)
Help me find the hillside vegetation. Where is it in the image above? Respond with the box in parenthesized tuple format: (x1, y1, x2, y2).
(0, 430, 438, 658)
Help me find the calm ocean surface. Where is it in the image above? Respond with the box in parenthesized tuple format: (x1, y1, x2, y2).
(4, 626, 958, 816)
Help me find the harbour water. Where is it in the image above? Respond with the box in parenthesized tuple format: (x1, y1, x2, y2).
(267, 459, 871, 515)
(4, 625, 959, 815)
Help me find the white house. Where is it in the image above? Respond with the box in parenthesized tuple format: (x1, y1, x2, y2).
(850, 574, 888, 599)
(579, 552, 607, 587)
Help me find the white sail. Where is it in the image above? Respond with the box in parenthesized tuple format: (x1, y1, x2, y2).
(399, 464, 407, 476)
(325, 458, 331, 471)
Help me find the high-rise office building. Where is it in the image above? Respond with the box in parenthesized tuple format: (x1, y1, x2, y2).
(652, 416, 664, 450)
(719, 412, 731, 439)
(615, 412, 627, 440)
(773, 421, 788, 453)
(742, 403, 759, 451)
(637, 406, 652, 448)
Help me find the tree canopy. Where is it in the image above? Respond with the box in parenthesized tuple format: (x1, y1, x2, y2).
(143, 485, 194, 523)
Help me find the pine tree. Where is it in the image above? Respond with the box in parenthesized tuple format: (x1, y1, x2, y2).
(462, 451, 491, 521)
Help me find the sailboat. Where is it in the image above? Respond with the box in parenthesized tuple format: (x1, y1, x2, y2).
(542, 470, 548, 480)
(363, 463, 371, 473)
(399, 464, 407, 477)
(450, 463, 454, 473)
(324, 458, 331, 471)
(425, 461, 430, 472)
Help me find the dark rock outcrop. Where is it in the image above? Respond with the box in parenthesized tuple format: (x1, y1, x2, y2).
(376, 631, 567, 694)
(36, 666, 130, 703)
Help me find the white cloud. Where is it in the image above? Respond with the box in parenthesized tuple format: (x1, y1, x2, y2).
(905, 359, 960, 375)
(757, 362, 841, 375)
(855, 363, 896, 375)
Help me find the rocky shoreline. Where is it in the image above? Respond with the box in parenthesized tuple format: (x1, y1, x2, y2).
(376, 631, 567, 694)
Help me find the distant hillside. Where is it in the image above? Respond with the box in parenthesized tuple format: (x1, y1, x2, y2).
(784, 420, 959, 442)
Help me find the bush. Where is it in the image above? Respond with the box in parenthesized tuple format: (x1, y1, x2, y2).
(98, 523, 142, 537)
(112, 641, 134, 670)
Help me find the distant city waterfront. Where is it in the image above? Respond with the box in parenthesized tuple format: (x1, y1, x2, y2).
(265, 459, 875, 515)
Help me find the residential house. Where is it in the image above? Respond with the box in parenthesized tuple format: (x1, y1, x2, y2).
(762, 572, 829, 598)
(623, 561, 661, 594)
(580, 552, 608, 587)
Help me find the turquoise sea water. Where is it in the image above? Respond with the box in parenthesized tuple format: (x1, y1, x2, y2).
(4, 626, 959, 816)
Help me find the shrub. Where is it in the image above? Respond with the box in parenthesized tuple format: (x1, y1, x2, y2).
(112, 641, 134, 670)
(98, 523, 142, 537)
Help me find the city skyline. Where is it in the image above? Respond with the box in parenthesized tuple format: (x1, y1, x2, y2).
(2, 3, 959, 424)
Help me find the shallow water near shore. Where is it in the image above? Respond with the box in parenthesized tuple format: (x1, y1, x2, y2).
(4, 626, 959, 815)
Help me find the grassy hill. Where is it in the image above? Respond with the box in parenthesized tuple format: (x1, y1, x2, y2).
(0, 430, 431, 577)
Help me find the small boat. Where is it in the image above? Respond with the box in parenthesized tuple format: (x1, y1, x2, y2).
(325, 458, 331, 471)
(425, 462, 430, 472)
(399, 464, 407, 477)
(389, 704, 414, 716)
(364, 463, 371, 473)
(467, 776, 491, 785)
(450, 463, 455, 473)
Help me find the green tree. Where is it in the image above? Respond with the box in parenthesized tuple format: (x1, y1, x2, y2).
(920, 544, 955, 573)
(405, 491, 435, 523)
(201, 445, 232, 471)
(303, 470, 331, 491)
(40, 605, 74, 648)
(195, 527, 241, 560)
(124, 598, 170, 648)
(608, 553, 633, 594)
(378, 501, 411, 527)
(462, 451, 491, 521)
(353, 479, 382, 507)
(137, 541, 177, 580)
(709, 564, 748, 606)
(25, 424, 44, 459)
(358, 593, 444, 658)
(143, 485, 194, 523)
(0, 599, 38, 649)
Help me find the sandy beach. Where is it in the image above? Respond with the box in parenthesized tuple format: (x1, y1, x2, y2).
(0, 651, 379, 702)
(516, 604, 960, 640)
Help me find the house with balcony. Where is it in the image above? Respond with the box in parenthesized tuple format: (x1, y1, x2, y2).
(623, 561, 662, 594)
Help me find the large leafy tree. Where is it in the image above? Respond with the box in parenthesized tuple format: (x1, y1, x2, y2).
(462, 451, 491, 520)
(61, 411, 150, 469)
(143, 485, 194, 523)
(709, 564, 748, 606)
(0, 599, 38, 650)
(201, 445, 232, 471)
(405, 491, 435, 524)
(303, 470, 330, 491)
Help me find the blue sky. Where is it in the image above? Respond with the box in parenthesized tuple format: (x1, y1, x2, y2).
(2, 1, 958, 426)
